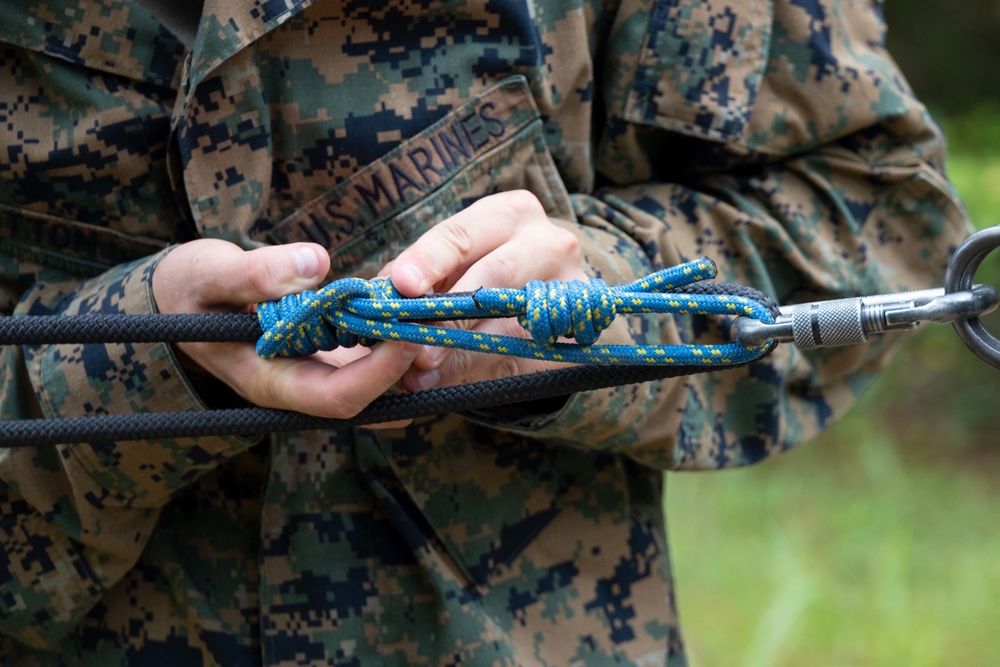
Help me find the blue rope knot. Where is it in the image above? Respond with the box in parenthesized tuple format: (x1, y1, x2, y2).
(516, 278, 615, 346)
(256, 277, 393, 358)
(254, 257, 777, 367)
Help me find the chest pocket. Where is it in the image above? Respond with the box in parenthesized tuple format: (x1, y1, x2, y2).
(267, 75, 574, 278)
(0, 3, 185, 281)
(622, 0, 773, 142)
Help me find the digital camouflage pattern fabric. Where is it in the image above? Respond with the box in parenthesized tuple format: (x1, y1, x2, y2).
(0, 0, 971, 664)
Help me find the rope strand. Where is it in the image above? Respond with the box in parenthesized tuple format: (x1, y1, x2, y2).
(0, 358, 774, 448)
(0, 258, 781, 445)
(255, 257, 775, 366)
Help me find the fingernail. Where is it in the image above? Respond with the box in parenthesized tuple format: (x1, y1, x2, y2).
(400, 263, 425, 291)
(411, 369, 440, 391)
(422, 346, 446, 368)
(294, 245, 322, 279)
(399, 342, 421, 359)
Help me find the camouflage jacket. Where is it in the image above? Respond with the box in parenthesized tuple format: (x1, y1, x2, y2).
(0, 0, 970, 665)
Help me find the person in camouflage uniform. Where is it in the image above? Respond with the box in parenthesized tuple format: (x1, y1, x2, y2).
(0, 0, 971, 664)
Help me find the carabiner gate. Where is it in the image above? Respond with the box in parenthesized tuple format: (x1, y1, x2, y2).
(735, 225, 1000, 361)
(732, 283, 999, 353)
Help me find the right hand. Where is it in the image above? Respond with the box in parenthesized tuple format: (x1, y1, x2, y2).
(152, 239, 419, 420)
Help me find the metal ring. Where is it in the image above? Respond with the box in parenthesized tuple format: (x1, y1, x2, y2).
(945, 225, 1000, 369)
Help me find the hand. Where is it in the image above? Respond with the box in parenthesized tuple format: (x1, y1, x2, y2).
(153, 239, 418, 421)
(386, 190, 587, 391)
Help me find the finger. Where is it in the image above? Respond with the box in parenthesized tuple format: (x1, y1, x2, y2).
(360, 418, 413, 430)
(409, 319, 466, 371)
(376, 259, 394, 279)
(213, 242, 330, 305)
(402, 318, 569, 391)
(406, 228, 584, 371)
(283, 341, 420, 418)
(406, 240, 583, 374)
(403, 345, 569, 391)
(389, 190, 546, 296)
(446, 229, 584, 296)
(158, 240, 330, 310)
(208, 341, 419, 419)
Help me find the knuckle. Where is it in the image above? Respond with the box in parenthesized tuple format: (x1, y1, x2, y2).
(499, 190, 545, 220)
(445, 349, 476, 383)
(483, 253, 520, 288)
(249, 370, 282, 410)
(551, 227, 581, 262)
(251, 360, 305, 412)
(437, 219, 475, 261)
(244, 256, 277, 302)
(324, 393, 366, 419)
(198, 346, 258, 402)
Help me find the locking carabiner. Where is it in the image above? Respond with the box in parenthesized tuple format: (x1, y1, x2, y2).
(731, 285, 999, 350)
(730, 226, 1000, 368)
(734, 225, 1000, 362)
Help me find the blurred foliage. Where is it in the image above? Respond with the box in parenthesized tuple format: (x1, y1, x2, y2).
(668, 433, 1000, 667)
(885, 0, 1000, 114)
(877, 108, 1000, 460)
(667, 3, 1000, 665)
(669, 131, 1000, 664)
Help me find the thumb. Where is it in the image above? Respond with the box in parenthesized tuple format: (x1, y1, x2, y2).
(157, 240, 331, 310)
(226, 242, 330, 305)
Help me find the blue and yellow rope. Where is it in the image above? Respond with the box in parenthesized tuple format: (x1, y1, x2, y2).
(255, 257, 776, 367)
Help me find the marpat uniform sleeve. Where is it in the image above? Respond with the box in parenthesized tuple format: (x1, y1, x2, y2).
(0, 10, 258, 648)
(473, 0, 972, 470)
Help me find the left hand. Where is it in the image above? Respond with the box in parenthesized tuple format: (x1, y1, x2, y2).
(386, 190, 586, 391)
(153, 239, 418, 425)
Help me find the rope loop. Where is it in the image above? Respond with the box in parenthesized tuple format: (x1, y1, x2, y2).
(254, 257, 778, 367)
(0, 255, 788, 446)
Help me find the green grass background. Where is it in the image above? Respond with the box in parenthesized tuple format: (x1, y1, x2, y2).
(666, 109, 1000, 665)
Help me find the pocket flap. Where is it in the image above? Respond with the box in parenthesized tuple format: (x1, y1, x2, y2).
(266, 75, 575, 278)
(0, 2, 184, 89)
(625, 0, 773, 142)
(0, 205, 169, 277)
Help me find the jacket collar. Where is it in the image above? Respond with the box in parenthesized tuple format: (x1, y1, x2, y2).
(186, 0, 317, 94)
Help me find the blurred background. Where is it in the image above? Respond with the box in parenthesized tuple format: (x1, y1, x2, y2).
(666, 2, 1000, 665)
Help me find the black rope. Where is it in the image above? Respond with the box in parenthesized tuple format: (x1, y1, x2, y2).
(0, 283, 778, 346)
(0, 282, 780, 447)
(0, 313, 261, 345)
(0, 361, 773, 448)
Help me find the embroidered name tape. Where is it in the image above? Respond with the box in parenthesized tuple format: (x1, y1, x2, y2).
(268, 76, 540, 252)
